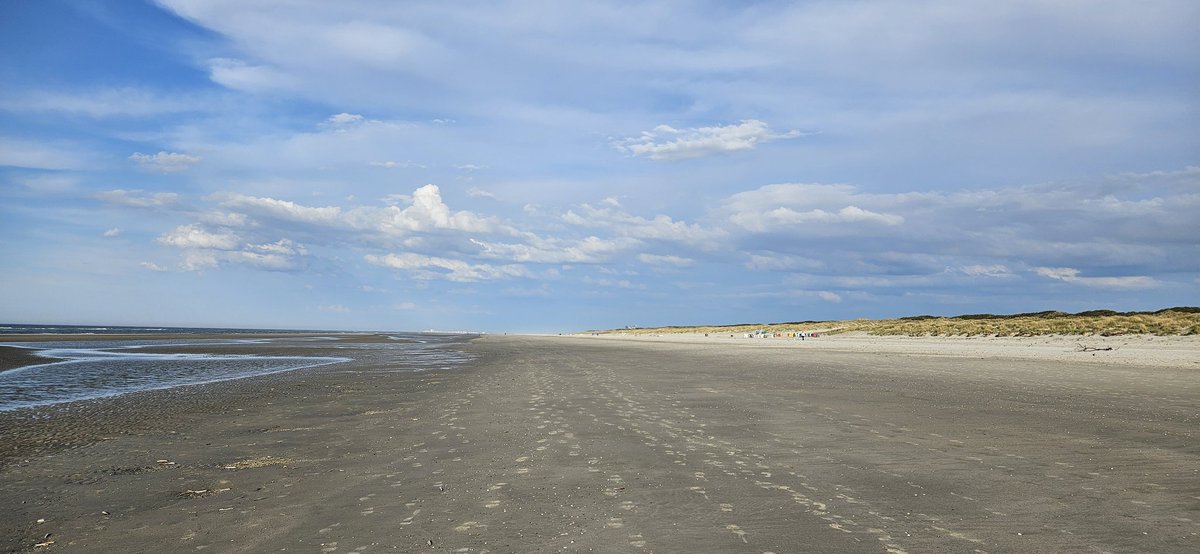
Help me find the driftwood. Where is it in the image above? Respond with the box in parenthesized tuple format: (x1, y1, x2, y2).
(1076, 343, 1115, 352)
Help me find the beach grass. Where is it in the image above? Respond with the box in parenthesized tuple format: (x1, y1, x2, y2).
(594, 307, 1200, 337)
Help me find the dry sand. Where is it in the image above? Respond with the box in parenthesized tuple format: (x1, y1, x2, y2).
(1, 333, 1198, 552)
(578, 331, 1200, 369)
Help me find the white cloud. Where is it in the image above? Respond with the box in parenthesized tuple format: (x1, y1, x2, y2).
(471, 236, 638, 264)
(197, 211, 252, 227)
(0, 137, 94, 170)
(1033, 267, 1158, 288)
(97, 189, 180, 208)
(958, 264, 1012, 277)
(392, 302, 417, 310)
(616, 120, 804, 160)
(369, 160, 424, 168)
(157, 224, 240, 250)
(248, 238, 306, 256)
(582, 276, 643, 289)
(365, 253, 529, 282)
(815, 291, 843, 302)
(733, 205, 904, 230)
(214, 184, 496, 236)
(637, 253, 695, 267)
(15, 175, 78, 193)
(318, 304, 351, 313)
(139, 261, 167, 272)
(103, 228, 122, 237)
(723, 183, 906, 232)
(745, 254, 823, 272)
(324, 112, 366, 128)
(0, 87, 208, 118)
(129, 151, 201, 172)
(207, 57, 295, 92)
(378, 184, 496, 233)
(467, 187, 497, 199)
(562, 203, 725, 245)
(181, 250, 219, 271)
(730, 289, 844, 303)
(213, 193, 342, 225)
(161, 234, 307, 271)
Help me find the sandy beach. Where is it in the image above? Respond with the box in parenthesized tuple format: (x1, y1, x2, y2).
(579, 331, 1200, 369)
(2, 333, 1198, 552)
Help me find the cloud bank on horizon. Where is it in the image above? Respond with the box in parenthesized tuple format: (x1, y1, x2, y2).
(1, 0, 1197, 331)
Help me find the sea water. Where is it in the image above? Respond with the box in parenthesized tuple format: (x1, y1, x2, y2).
(0, 330, 476, 412)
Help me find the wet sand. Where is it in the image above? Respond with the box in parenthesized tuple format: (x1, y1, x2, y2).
(0, 347, 59, 373)
(2, 334, 1198, 552)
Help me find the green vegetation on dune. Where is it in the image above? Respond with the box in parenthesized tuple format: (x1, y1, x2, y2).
(595, 307, 1200, 337)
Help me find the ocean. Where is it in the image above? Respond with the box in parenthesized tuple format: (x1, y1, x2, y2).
(0, 326, 477, 412)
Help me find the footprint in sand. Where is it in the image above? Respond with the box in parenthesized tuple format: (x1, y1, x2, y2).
(454, 521, 486, 533)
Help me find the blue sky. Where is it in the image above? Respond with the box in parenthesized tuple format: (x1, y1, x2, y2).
(1, 0, 1197, 332)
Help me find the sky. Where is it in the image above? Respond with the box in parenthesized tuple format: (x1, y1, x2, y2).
(1, 0, 1197, 333)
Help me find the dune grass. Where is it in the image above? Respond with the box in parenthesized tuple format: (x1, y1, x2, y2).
(593, 307, 1200, 337)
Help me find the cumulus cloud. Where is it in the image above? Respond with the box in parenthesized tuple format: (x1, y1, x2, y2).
(616, 120, 804, 160)
(156, 227, 309, 272)
(157, 224, 240, 250)
(1033, 267, 1157, 288)
(562, 202, 725, 245)
(365, 253, 529, 282)
(108, 165, 1193, 305)
(213, 194, 343, 225)
(470, 236, 638, 264)
(396, 184, 493, 232)
(247, 238, 305, 256)
(139, 261, 167, 272)
(181, 250, 219, 271)
(129, 151, 201, 172)
(213, 184, 496, 236)
(722, 184, 908, 232)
